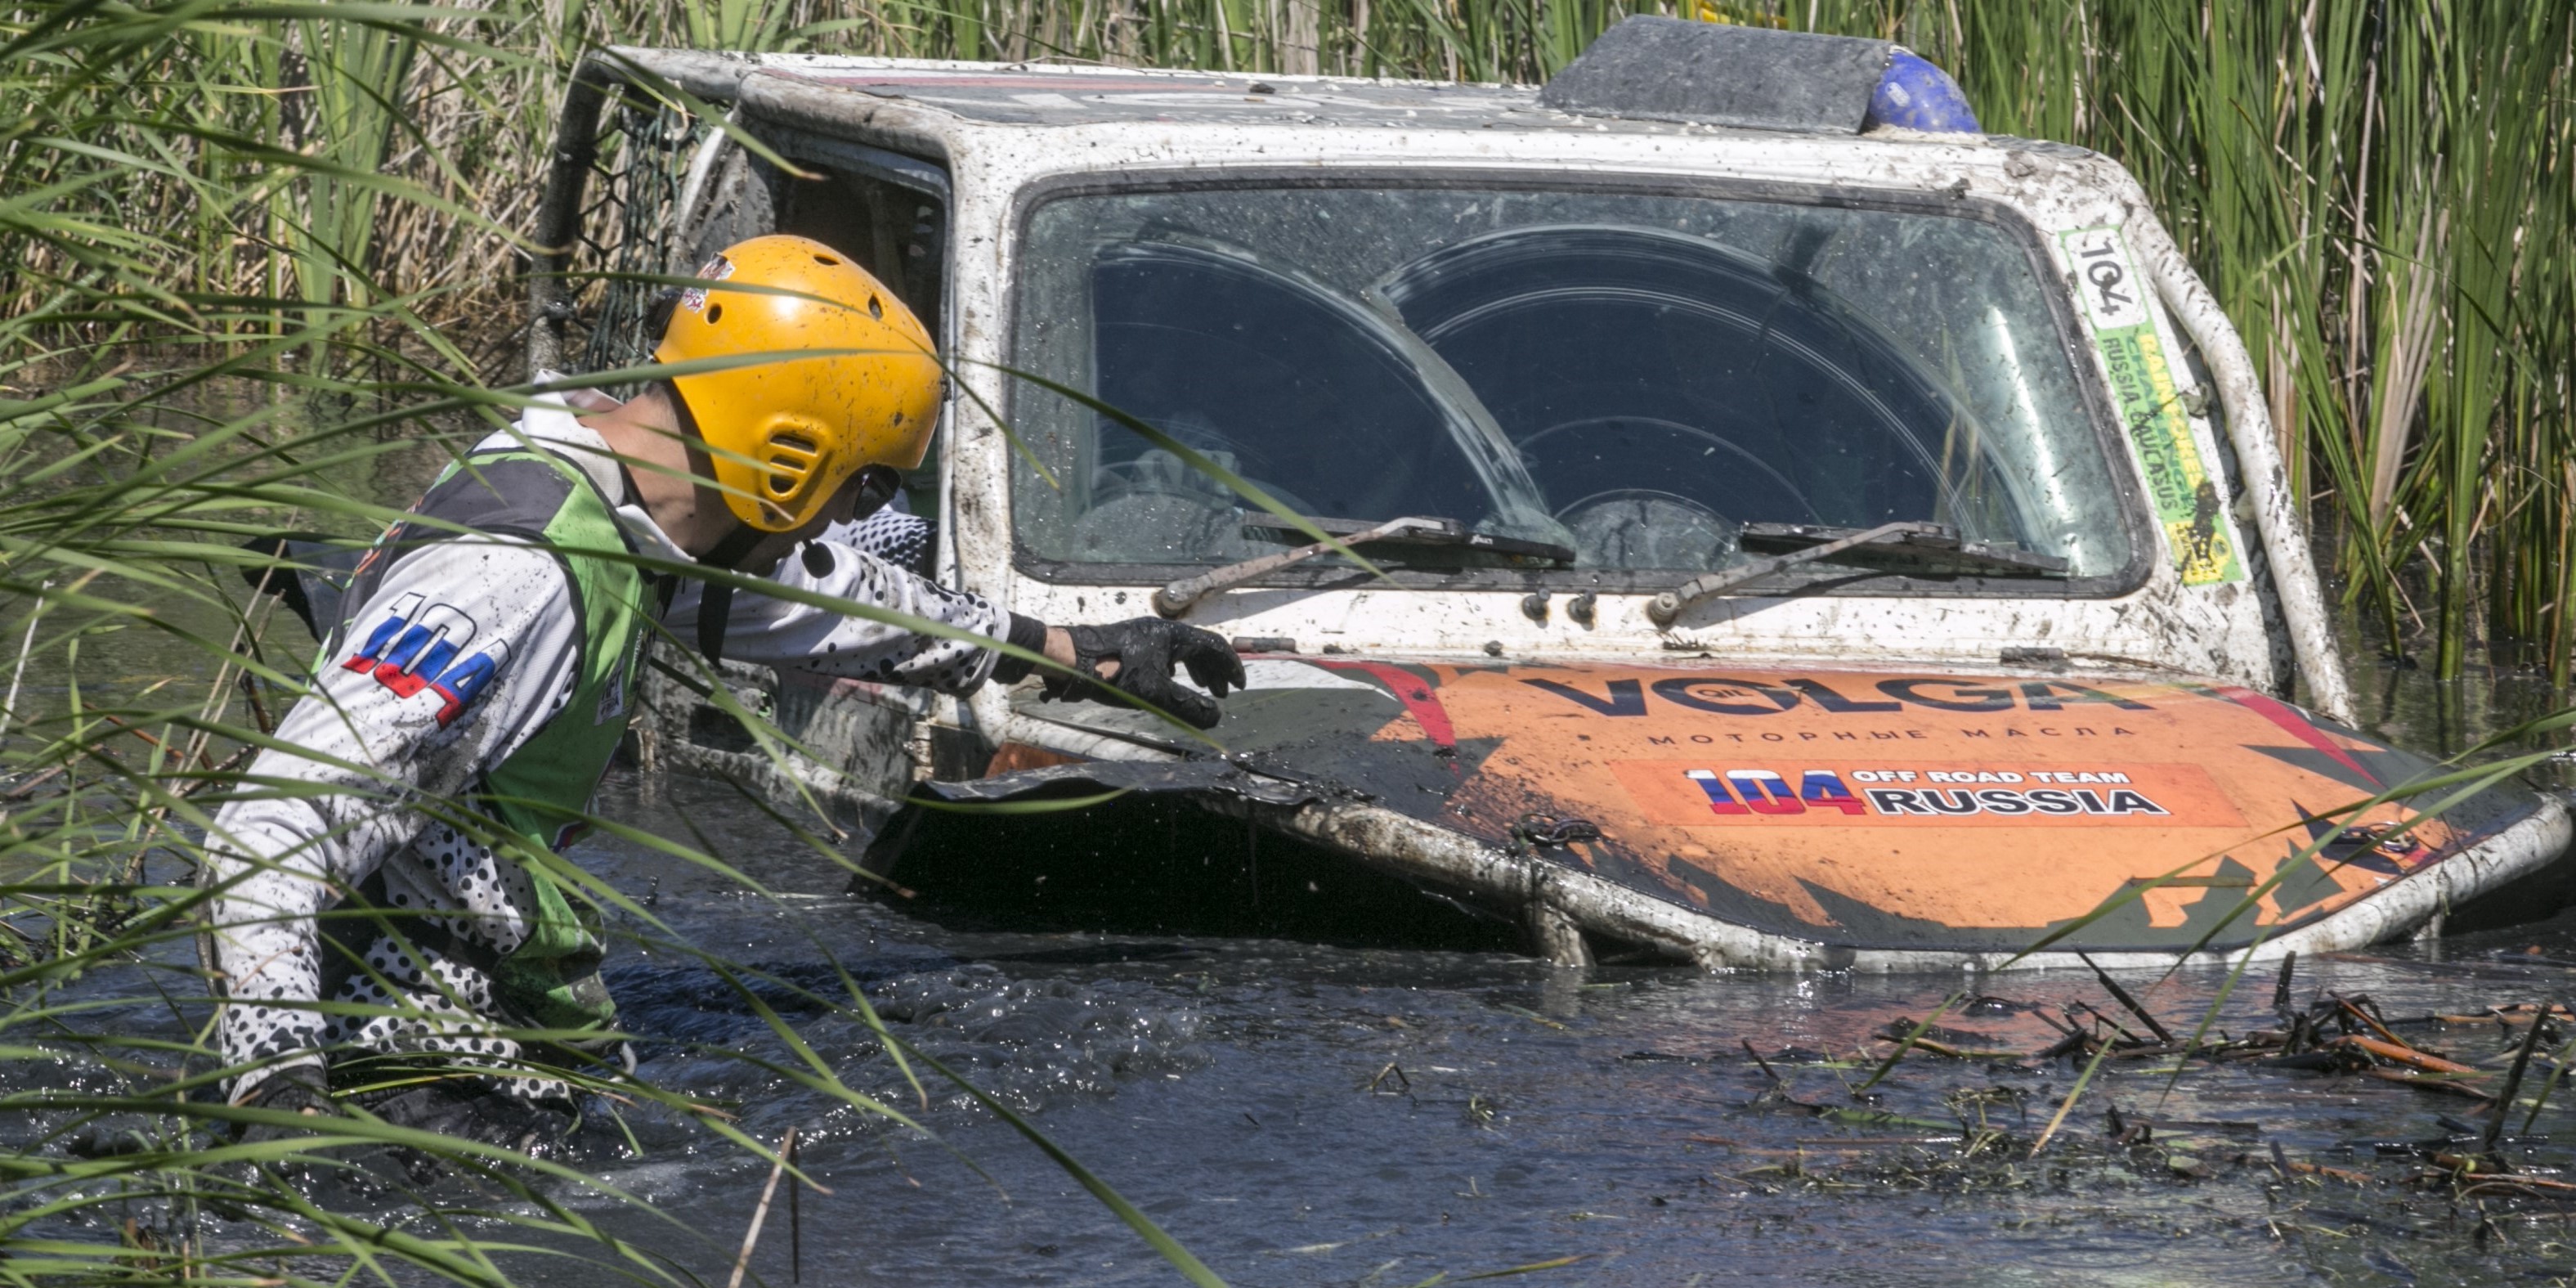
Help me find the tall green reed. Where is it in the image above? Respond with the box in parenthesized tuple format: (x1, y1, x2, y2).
(3, 0, 2571, 1277)
(0, 3, 1234, 1282)
(1905, 2, 2576, 680)
(33, 0, 2564, 677)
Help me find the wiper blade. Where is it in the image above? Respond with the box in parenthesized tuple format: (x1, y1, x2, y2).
(1739, 522, 2072, 577)
(1239, 514, 1576, 563)
(1646, 521, 2069, 627)
(1155, 514, 1574, 618)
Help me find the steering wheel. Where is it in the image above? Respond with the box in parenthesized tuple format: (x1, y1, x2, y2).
(1516, 415, 1823, 526)
(1554, 488, 1744, 572)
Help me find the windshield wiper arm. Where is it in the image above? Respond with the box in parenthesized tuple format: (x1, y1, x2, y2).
(1646, 521, 2070, 627)
(1156, 515, 1572, 617)
(1238, 514, 1577, 563)
(1154, 515, 1445, 618)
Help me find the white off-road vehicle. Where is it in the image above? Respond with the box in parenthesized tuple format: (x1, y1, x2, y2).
(529, 20, 2568, 969)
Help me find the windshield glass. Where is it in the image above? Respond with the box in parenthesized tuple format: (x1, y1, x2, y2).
(1008, 183, 2136, 586)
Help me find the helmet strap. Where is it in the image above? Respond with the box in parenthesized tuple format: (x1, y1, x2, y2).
(693, 521, 767, 665)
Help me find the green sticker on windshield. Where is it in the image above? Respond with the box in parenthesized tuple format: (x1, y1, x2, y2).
(2059, 227, 2243, 586)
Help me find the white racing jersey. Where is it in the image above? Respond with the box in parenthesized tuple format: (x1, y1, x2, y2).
(207, 402, 1013, 1104)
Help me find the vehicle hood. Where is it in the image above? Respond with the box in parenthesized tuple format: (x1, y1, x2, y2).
(1003, 657, 2546, 954)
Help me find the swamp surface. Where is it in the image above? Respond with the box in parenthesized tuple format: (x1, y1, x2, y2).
(28, 517, 2576, 1286)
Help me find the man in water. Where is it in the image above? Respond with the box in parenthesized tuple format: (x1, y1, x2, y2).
(210, 235, 1242, 1146)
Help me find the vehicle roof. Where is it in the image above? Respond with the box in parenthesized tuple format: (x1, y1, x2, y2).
(627, 50, 2000, 143)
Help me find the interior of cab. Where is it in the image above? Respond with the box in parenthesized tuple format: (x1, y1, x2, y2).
(1076, 240, 1555, 565)
(1379, 225, 2029, 572)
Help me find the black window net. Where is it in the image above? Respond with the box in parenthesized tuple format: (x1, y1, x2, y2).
(531, 90, 710, 392)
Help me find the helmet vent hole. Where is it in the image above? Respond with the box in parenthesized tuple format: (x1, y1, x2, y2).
(814, 254, 839, 266)
(867, 295, 883, 321)
(705, 303, 724, 324)
(767, 472, 795, 496)
(773, 433, 816, 453)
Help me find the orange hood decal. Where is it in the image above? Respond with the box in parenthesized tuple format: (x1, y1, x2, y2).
(1055, 657, 2549, 954)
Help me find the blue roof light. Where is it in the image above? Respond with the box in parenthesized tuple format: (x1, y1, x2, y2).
(1866, 48, 1980, 134)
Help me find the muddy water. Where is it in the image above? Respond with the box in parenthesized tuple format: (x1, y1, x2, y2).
(23, 524, 2576, 1285)
(529, 642, 2576, 1288)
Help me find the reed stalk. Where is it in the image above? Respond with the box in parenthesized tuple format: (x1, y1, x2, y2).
(0, 4, 1234, 1282)
(2, 2, 2573, 1279)
(19, 0, 2569, 675)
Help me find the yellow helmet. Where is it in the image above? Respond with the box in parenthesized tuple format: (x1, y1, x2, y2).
(654, 235, 941, 532)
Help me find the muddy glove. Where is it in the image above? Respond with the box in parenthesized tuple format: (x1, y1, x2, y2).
(348, 1079, 575, 1155)
(231, 1063, 335, 1145)
(1043, 618, 1246, 729)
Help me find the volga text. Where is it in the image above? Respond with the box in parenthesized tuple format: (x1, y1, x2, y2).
(1525, 675, 2152, 717)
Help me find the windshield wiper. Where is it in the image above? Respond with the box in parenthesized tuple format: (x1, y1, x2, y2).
(1238, 514, 1578, 563)
(1646, 521, 2071, 627)
(1156, 515, 1575, 617)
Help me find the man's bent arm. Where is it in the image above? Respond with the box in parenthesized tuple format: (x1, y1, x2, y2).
(208, 540, 582, 1099)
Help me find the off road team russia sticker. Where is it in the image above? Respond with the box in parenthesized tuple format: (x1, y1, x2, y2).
(343, 590, 508, 727)
(1608, 761, 2247, 828)
(2058, 226, 2244, 587)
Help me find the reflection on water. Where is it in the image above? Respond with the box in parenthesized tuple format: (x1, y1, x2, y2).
(2339, 601, 2576, 779)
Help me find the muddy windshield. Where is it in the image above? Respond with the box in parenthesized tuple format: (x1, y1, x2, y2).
(1008, 183, 2136, 588)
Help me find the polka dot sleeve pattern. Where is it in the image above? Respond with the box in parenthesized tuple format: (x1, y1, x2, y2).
(665, 536, 1013, 693)
(818, 508, 935, 576)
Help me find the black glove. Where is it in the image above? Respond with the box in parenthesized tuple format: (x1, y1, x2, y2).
(1042, 618, 1246, 729)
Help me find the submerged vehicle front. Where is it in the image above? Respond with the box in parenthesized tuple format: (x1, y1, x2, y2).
(540, 21, 2571, 969)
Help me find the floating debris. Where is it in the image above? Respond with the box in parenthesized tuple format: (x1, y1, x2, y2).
(1682, 973, 2576, 1219)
